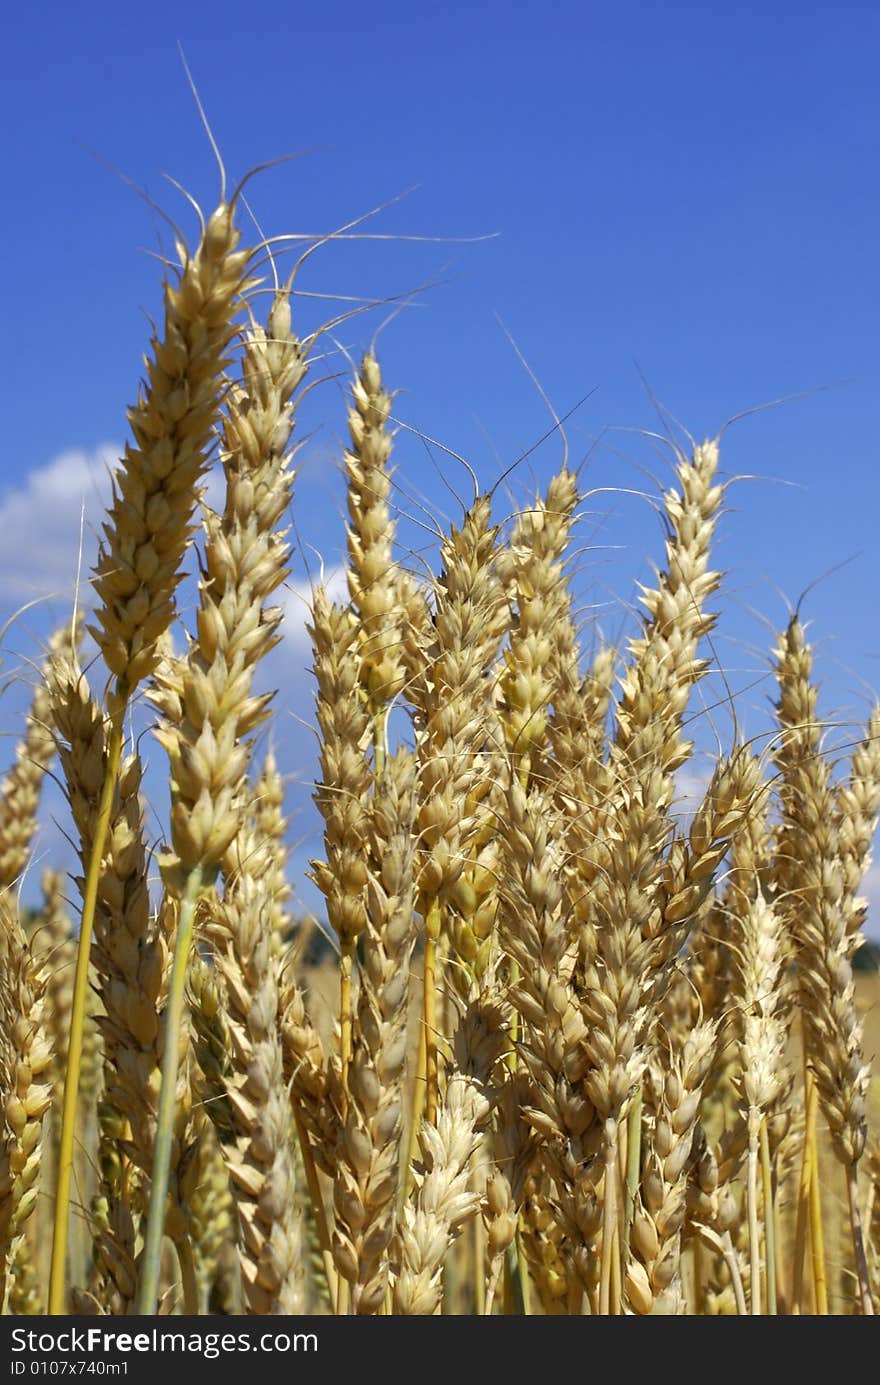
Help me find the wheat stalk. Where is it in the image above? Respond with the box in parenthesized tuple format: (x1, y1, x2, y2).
(50, 196, 252, 1314)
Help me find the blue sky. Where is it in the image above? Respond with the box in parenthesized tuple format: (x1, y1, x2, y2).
(2, 1, 879, 923)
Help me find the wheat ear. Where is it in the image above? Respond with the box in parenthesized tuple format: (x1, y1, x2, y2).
(202, 819, 304, 1313)
(836, 704, 880, 949)
(736, 891, 787, 1313)
(339, 351, 407, 1109)
(407, 494, 508, 1128)
(627, 1022, 716, 1314)
(773, 618, 875, 1312)
(50, 200, 250, 1314)
(141, 285, 304, 1312)
(393, 1071, 490, 1313)
(0, 899, 52, 1307)
(577, 440, 724, 1311)
(0, 620, 80, 893)
(332, 751, 417, 1312)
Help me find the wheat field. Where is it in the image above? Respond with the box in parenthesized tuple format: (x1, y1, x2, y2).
(0, 182, 878, 1318)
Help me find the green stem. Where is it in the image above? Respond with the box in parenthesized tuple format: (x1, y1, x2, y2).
(136, 865, 204, 1314)
(49, 708, 125, 1315)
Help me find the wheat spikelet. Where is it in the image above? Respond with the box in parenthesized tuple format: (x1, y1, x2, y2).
(32, 870, 75, 1108)
(579, 439, 724, 1087)
(0, 899, 52, 1304)
(7, 1233, 41, 1314)
(344, 352, 407, 713)
(628, 1021, 717, 1313)
(496, 772, 601, 1294)
(551, 639, 615, 865)
(408, 495, 508, 1062)
(655, 754, 757, 973)
(88, 1100, 138, 1315)
(278, 968, 338, 1176)
(690, 756, 776, 1103)
(519, 1169, 571, 1313)
(47, 655, 198, 1310)
(138, 286, 306, 1311)
(0, 621, 79, 891)
(91, 202, 252, 702)
(409, 496, 507, 911)
(572, 444, 724, 1157)
(153, 287, 304, 889)
(498, 467, 579, 782)
(332, 751, 417, 1312)
(772, 619, 870, 1168)
(189, 951, 236, 1143)
(188, 1110, 236, 1312)
(772, 617, 874, 1311)
(251, 750, 294, 954)
(737, 890, 788, 1118)
(308, 587, 372, 959)
(393, 1071, 490, 1314)
(203, 809, 304, 1314)
(481, 1069, 532, 1313)
(836, 704, 880, 950)
(736, 890, 788, 1312)
(47, 656, 168, 1188)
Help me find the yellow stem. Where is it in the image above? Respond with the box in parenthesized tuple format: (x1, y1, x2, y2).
(791, 1082, 812, 1312)
(807, 1100, 828, 1315)
(793, 1065, 827, 1314)
(599, 1124, 619, 1315)
(48, 709, 125, 1315)
(292, 1104, 337, 1308)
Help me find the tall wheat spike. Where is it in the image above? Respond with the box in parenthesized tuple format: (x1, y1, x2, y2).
(51, 195, 253, 1313)
(0, 898, 52, 1307)
(142, 283, 306, 1312)
(772, 617, 873, 1313)
(0, 620, 80, 893)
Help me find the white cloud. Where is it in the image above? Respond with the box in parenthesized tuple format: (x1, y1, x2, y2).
(0, 446, 119, 602)
(280, 563, 349, 654)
